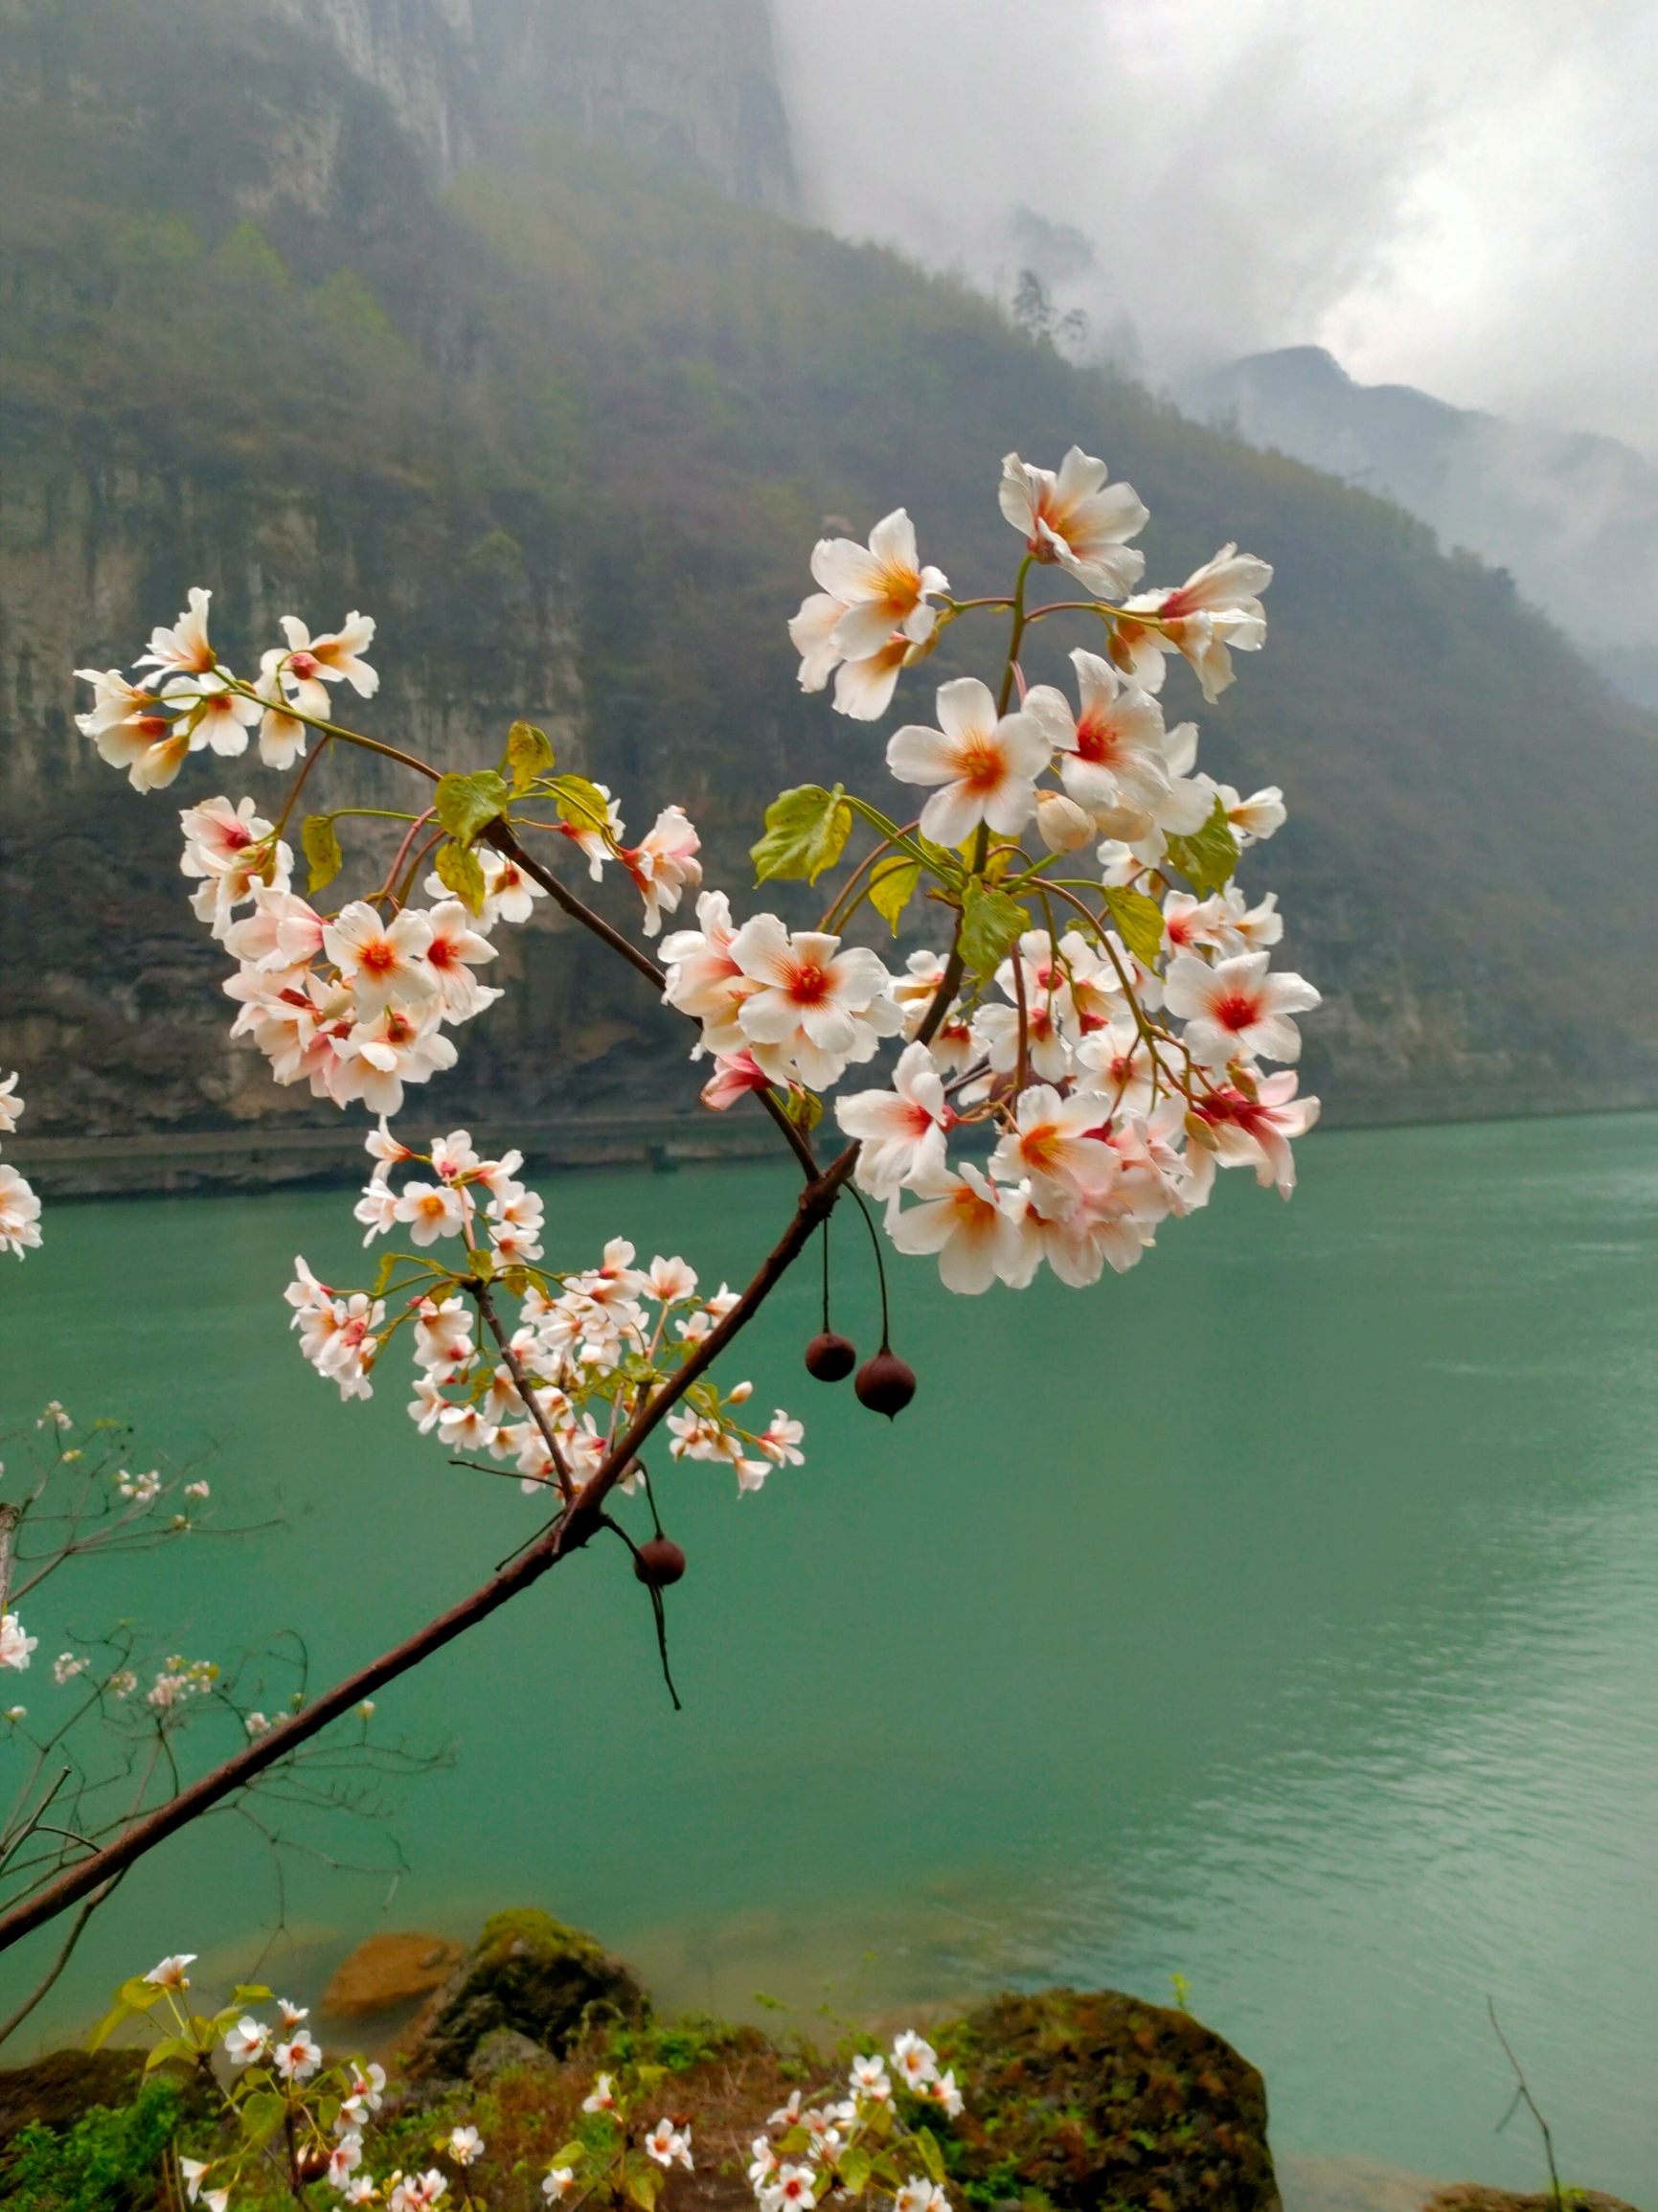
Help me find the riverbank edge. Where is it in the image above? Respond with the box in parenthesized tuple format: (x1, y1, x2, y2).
(11, 1082, 1658, 1197)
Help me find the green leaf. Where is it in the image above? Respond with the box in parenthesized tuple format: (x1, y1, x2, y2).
(434, 769, 511, 846)
(550, 774, 615, 836)
(500, 1265, 530, 1298)
(435, 836, 488, 915)
(913, 2129, 946, 2186)
(230, 1984, 273, 2005)
(1162, 796, 1239, 897)
(371, 1250, 400, 1297)
(839, 2147, 873, 2198)
(1102, 884, 1165, 967)
(144, 2036, 188, 2073)
(466, 1245, 494, 1283)
(869, 858, 920, 934)
(505, 719, 556, 793)
(784, 1088, 824, 1132)
(915, 832, 965, 884)
(552, 2145, 587, 2170)
(751, 784, 852, 885)
(959, 879, 1031, 973)
(240, 2090, 284, 2149)
(626, 2164, 663, 2209)
(302, 813, 343, 894)
(88, 2001, 131, 2053)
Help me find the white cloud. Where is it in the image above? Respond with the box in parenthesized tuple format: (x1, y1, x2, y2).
(770, 0, 1658, 452)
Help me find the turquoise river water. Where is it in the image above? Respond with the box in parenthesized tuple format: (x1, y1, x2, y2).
(1, 1112, 1654, 2198)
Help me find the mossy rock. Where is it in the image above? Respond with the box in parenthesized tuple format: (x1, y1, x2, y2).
(0, 2051, 146, 2150)
(403, 1908, 647, 2079)
(939, 1987, 1280, 2212)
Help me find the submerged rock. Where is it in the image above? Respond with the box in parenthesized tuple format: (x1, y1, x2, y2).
(402, 1907, 647, 2078)
(322, 1931, 466, 2018)
(942, 1986, 1280, 2212)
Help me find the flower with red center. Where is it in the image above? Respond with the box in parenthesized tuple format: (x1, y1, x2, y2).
(1115, 543, 1272, 701)
(885, 1161, 1040, 1295)
(887, 676, 1050, 846)
(1164, 950, 1320, 1068)
(622, 805, 702, 936)
(998, 446, 1148, 598)
(324, 902, 439, 1017)
(278, 610, 379, 698)
(835, 1041, 953, 1197)
(988, 1083, 1119, 1219)
(1189, 1071, 1320, 1196)
(727, 915, 900, 1091)
(136, 589, 217, 679)
(1025, 649, 1174, 832)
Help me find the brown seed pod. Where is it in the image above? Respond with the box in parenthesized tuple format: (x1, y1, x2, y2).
(855, 1347, 916, 1418)
(804, 1330, 857, 1381)
(633, 1535, 687, 1587)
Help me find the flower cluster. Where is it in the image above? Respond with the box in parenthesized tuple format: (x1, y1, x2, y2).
(745, 2032, 962, 2212)
(0, 1070, 41, 1259)
(284, 1126, 805, 1497)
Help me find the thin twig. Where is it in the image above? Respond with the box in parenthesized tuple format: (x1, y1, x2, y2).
(0, 1868, 125, 2050)
(1488, 1996, 1565, 2210)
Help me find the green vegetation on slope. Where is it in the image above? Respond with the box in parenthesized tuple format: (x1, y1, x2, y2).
(4, 0, 1655, 1142)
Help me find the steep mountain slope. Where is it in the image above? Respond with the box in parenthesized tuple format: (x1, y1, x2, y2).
(1183, 346, 1658, 710)
(4, 0, 1656, 1185)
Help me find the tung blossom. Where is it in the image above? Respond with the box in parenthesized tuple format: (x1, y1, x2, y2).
(887, 677, 1050, 846)
(834, 1042, 952, 1198)
(999, 446, 1148, 598)
(1115, 543, 1272, 701)
(726, 916, 900, 1091)
(1164, 951, 1321, 1069)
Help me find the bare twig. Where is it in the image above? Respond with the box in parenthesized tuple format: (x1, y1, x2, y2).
(1488, 1996, 1566, 2210)
(0, 1869, 125, 2050)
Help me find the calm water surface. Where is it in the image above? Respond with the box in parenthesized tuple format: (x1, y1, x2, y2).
(2, 1114, 1654, 2198)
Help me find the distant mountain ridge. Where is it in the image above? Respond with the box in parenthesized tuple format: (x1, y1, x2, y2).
(3, 0, 1657, 1186)
(1181, 346, 1658, 710)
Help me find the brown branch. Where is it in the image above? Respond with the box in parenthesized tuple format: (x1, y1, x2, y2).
(0, 1145, 858, 1950)
(473, 1280, 575, 1502)
(485, 821, 821, 1179)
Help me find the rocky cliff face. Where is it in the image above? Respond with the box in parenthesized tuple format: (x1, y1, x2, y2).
(261, 0, 798, 209)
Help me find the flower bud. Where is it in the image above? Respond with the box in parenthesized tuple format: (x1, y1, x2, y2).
(804, 1331, 857, 1381)
(855, 1348, 916, 1419)
(1034, 789, 1095, 854)
(1089, 797, 1155, 841)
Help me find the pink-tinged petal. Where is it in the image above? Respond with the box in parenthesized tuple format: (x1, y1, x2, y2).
(799, 1001, 859, 1054)
(810, 538, 886, 600)
(833, 645, 905, 721)
(982, 775, 1038, 836)
(831, 599, 904, 661)
(867, 507, 919, 571)
(886, 723, 960, 785)
(934, 676, 997, 745)
(918, 780, 985, 848)
(728, 913, 795, 987)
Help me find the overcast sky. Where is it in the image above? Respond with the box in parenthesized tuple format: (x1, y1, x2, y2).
(770, 0, 1658, 454)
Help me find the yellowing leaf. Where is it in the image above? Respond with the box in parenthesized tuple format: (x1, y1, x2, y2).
(550, 774, 614, 836)
(751, 783, 852, 884)
(434, 769, 510, 846)
(505, 719, 556, 793)
(839, 2148, 873, 2197)
(869, 857, 920, 933)
(1162, 796, 1239, 897)
(914, 2128, 946, 2185)
(959, 878, 1030, 973)
(302, 813, 343, 894)
(1102, 884, 1165, 967)
(435, 836, 488, 915)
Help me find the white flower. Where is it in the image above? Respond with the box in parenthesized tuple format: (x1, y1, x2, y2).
(0, 1615, 38, 1673)
(1164, 951, 1320, 1068)
(144, 1953, 196, 1990)
(848, 2053, 892, 2103)
(1024, 651, 1177, 834)
(998, 447, 1147, 598)
(1188, 1073, 1320, 1197)
(389, 2170, 448, 2212)
(393, 1179, 469, 1246)
(988, 1084, 1118, 1220)
(136, 587, 217, 678)
(276, 1997, 309, 2029)
(887, 677, 1050, 848)
(891, 2031, 940, 2089)
(53, 1653, 89, 1685)
(644, 2119, 693, 2171)
(815, 509, 946, 659)
(761, 2165, 818, 2212)
(885, 1164, 1038, 1295)
(928, 2070, 965, 2119)
(0, 1166, 42, 1258)
(169, 673, 261, 758)
(275, 2027, 322, 2080)
(446, 2126, 484, 2167)
(324, 903, 438, 1017)
(835, 1042, 952, 1199)
(581, 2073, 617, 2114)
(894, 2183, 948, 2212)
(329, 2133, 365, 2190)
(542, 2168, 578, 2201)
(179, 2156, 213, 2202)
(727, 916, 900, 1091)
(755, 1411, 805, 1468)
(1115, 544, 1272, 701)
(1215, 782, 1286, 843)
(622, 807, 702, 937)
(339, 1003, 458, 1118)
(244, 1711, 271, 1738)
(0, 1071, 26, 1133)
(278, 611, 379, 698)
(117, 1468, 162, 1501)
(421, 901, 499, 1019)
